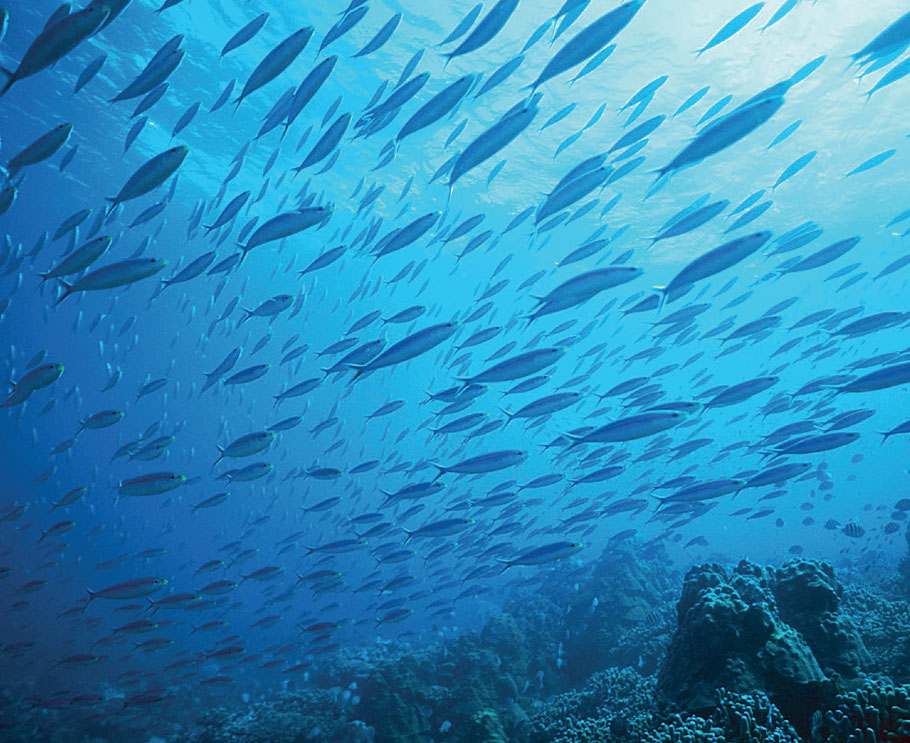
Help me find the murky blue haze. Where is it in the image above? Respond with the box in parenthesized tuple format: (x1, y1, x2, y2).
(1, 0, 910, 741)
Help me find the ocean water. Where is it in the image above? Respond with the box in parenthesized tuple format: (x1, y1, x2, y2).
(1, 0, 910, 741)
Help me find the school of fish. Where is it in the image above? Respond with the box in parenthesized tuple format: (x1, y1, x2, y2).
(1, 0, 910, 722)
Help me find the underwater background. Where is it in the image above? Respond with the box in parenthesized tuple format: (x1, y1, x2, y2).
(2, 0, 910, 741)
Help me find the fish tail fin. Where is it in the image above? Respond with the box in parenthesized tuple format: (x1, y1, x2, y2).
(500, 408, 514, 426)
(430, 463, 446, 481)
(86, 588, 95, 604)
(0, 67, 14, 97)
(496, 560, 512, 575)
(55, 279, 74, 305)
(402, 529, 412, 545)
(879, 432, 890, 444)
(214, 447, 224, 466)
(653, 287, 668, 317)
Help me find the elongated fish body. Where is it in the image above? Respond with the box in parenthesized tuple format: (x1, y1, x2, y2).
(835, 363, 910, 394)
(450, 99, 538, 186)
(224, 364, 270, 385)
(74, 54, 106, 94)
(433, 449, 528, 477)
(530, 267, 641, 320)
(355, 12, 402, 57)
(300, 245, 346, 276)
(118, 473, 185, 497)
(240, 206, 331, 261)
(661, 231, 771, 303)
(372, 212, 439, 260)
(537, 166, 611, 224)
(570, 411, 686, 445)
(530, 1, 644, 89)
(296, 113, 351, 170)
(325, 339, 386, 376)
(111, 44, 184, 102)
(320, 5, 368, 53)
(205, 191, 250, 234)
(657, 95, 785, 179)
(768, 432, 860, 457)
(39, 236, 111, 282)
(696, 3, 764, 56)
(7, 123, 73, 178)
(222, 12, 269, 57)
(743, 462, 812, 489)
(87, 577, 167, 602)
(398, 75, 475, 143)
(216, 432, 275, 464)
(225, 462, 273, 482)
(0, 6, 109, 96)
(832, 312, 905, 337)
(705, 377, 778, 407)
(161, 252, 215, 287)
(1, 363, 64, 407)
(203, 347, 241, 391)
(404, 518, 473, 542)
(500, 541, 584, 570)
(440, 4, 483, 46)
(652, 200, 728, 244)
(284, 57, 336, 136)
(56, 258, 167, 303)
(108, 146, 188, 205)
(236, 27, 313, 107)
(445, 0, 520, 61)
(504, 392, 582, 423)
(852, 10, 910, 66)
(360, 73, 430, 129)
(659, 479, 746, 505)
(777, 237, 860, 274)
(476, 54, 525, 99)
(460, 348, 565, 384)
(351, 322, 458, 379)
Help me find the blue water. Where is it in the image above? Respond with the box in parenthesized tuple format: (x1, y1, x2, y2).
(1, 0, 909, 739)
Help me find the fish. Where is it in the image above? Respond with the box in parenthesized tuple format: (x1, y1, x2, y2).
(0, 6, 110, 96)
(239, 206, 332, 262)
(56, 258, 168, 304)
(235, 27, 314, 109)
(655, 91, 786, 180)
(107, 147, 189, 206)
(696, 3, 764, 57)
(498, 541, 584, 571)
(7, 123, 73, 178)
(657, 232, 772, 306)
(449, 96, 540, 189)
(444, 0, 520, 62)
(527, 1, 644, 90)
(221, 13, 269, 57)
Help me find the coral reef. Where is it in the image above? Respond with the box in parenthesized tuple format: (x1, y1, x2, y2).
(809, 679, 910, 743)
(527, 666, 656, 743)
(657, 559, 870, 735)
(841, 582, 910, 684)
(642, 689, 801, 743)
(555, 546, 679, 683)
(189, 689, 352, 743)
(7, 551, 909, 743)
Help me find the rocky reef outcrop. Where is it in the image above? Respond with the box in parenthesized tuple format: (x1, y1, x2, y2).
(657, 559, 871, 736)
